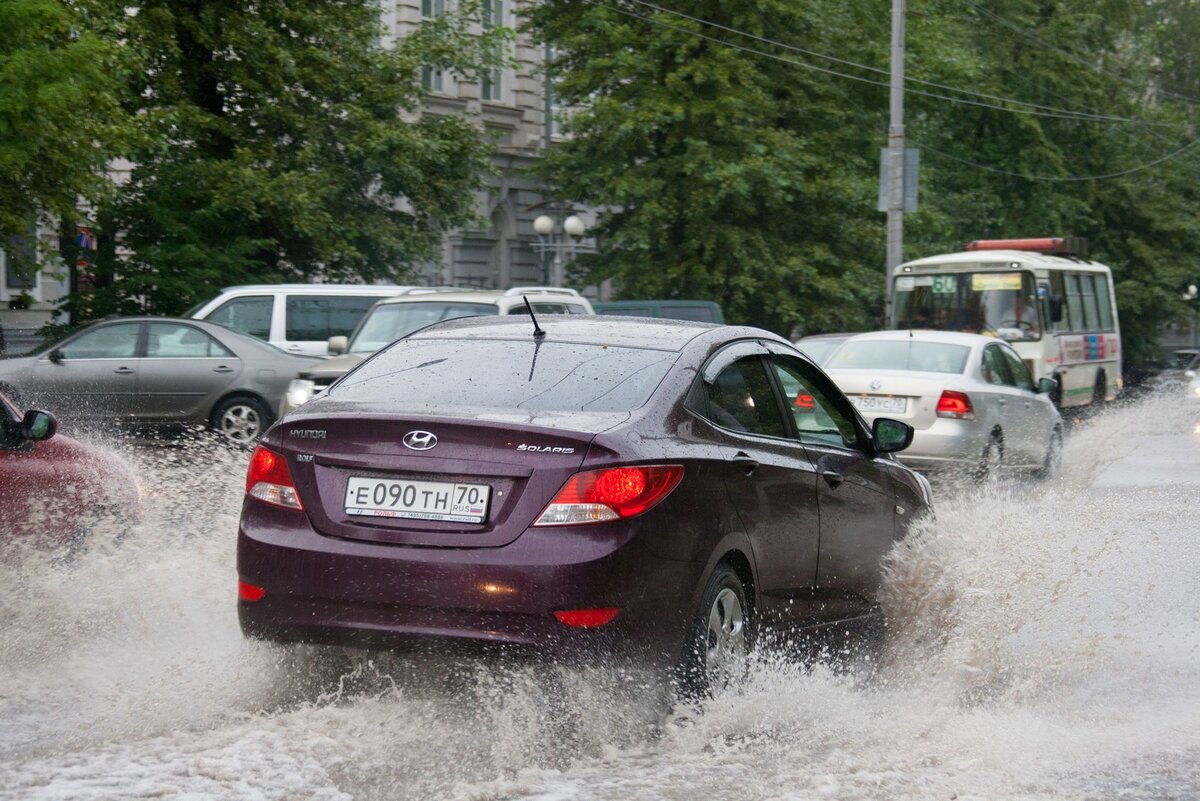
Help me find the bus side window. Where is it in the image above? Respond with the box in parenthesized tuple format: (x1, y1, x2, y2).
(1079, 274, 1101, 329)
(1095, 276, 1115, 331)
(1065, 273, 1085, 333)
(1049, 272, 1069, 332)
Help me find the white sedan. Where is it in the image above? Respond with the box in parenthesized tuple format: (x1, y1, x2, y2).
(822, 330, 1062, 479)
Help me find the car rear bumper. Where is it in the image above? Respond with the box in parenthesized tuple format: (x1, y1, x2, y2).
(895, 418, 990, 470)
(236, 500, 701, 667)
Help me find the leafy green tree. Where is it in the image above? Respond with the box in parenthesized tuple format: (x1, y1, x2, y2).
(0, 0, 128, 267)
(525, 1, 891, 335)
(80, 0, 507, 318)
(904, 0, 1200, 368)
(530, 0, 1200, 364)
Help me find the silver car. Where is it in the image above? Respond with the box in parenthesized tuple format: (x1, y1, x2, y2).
(0, 317, 319, 443)
(822, 330, 1062, 479)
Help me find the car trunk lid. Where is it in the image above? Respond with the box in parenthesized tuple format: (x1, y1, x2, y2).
(828, 369, 965, 431)
(275, 413, 624, 547)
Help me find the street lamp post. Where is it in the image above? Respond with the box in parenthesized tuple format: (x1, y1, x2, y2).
(530, 203, 587, 287)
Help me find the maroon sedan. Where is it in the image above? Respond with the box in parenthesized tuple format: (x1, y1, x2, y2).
(237, 316, 929, 692)
(1, 391, 140, 550)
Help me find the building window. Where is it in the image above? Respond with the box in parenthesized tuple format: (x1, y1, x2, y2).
(422, 67, 444, 92)
(421, 0, 447, 93)
(481, 0, 502, 102)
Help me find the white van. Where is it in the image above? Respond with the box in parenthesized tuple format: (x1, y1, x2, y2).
(188, 284, 417, 356)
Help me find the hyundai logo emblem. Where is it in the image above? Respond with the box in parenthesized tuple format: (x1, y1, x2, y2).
(402, 430, 438, 451)
(870, 379, 883, 391)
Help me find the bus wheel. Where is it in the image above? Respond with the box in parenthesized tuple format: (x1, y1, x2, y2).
(1092, 372, 1107, 408)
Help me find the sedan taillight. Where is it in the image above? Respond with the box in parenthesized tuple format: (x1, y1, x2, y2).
(936, 390, 975, 420)
(246, 445, 303, 510)
(534, 465, 684, 526)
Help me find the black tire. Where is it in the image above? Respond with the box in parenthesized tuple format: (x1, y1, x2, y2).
(1092, 372, 1108, 408)
(973, 433, 1003, 484)
(677, 563, 751, 699)
(1035, 429, 1063, 481)
(210, 395, 272, 444)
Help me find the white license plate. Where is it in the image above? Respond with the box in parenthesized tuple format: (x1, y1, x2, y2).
(850, 395, 907, 414)
(344, 477, 490, 523)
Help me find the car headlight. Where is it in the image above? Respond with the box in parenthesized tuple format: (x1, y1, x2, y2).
(286, 379, 316, 408)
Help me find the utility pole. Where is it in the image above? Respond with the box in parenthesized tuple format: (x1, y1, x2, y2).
(885, 0, 906, 323)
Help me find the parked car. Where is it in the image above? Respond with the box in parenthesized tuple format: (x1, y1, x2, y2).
(0, 317, 319, 443)
(822, 330, 1062, 479)
(188, 283, 421, 356)
(794, 332, 864, 366)
(592, 299, 724, 323)
(237, 315, 930, 694)
(280, 287, 595, 414)
(0, 390, 141, 550)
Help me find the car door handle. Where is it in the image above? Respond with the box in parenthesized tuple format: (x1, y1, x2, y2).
(732, 452, 759, 475)
(113, 367, 134, 375)
(822, 470, 845, 488)
(213, 365, 235, 373)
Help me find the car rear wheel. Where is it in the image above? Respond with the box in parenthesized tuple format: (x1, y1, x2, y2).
(678, 564, 751, 698)
(1036, 429, 1063, 481)
(973, 434, 1003, 484)
(210, 396, 271, 444)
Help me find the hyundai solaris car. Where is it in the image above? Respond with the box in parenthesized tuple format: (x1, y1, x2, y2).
(237, 316, 930, 693)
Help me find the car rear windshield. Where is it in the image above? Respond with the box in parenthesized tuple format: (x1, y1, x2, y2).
(335, 338, 677, 412)
(827, 340, 970, 374)
(350, 303, 499, 354)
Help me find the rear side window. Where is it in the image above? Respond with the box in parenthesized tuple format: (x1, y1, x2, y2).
(827, 340, 969, 374)
(206, 296, 272, 340)
(286, 296, 385, 342)
(147, 323, 233, 358)
(336, 339, 676, 412)
(696, 357, 787, 438)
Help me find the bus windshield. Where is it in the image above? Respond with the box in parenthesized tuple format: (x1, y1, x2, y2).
(892, 271, 1041, 341)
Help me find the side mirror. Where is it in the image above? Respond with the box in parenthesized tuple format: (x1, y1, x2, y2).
(48, 348, 65, 365)
(327, 336, 348, 356)
(872, 417, 913, 454)
(1186, 370, 1196, 379)
(21, 409, 58, 441)
(1037, 377, 1058, 395)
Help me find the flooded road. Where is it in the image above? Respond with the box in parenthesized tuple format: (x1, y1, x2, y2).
(2, 396, 1198, 800)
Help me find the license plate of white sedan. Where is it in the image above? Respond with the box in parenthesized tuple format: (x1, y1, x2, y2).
(850, 395, 907, 414)
(344, 477, 490, 523)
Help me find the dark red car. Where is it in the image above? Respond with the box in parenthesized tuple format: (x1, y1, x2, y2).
(237, 316, 929, 692)
(0, 390, 140, 550)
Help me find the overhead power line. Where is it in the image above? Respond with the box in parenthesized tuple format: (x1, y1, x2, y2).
(966, 2, 1200, 108)
(610, 0, 1185, 127)
(921, 136, 1200, 181)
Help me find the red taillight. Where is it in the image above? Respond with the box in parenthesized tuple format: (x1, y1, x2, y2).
(245, 445, 303, 510)
(793, 393, 815, 412)
(239, 580, 266, 602)
(554, 608, 621, 628)
(533, 464, 684, 526)
(936, 390, 975, 420)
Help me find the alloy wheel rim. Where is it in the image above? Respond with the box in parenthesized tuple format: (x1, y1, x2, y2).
(221, 405, 262, 442)
(705, 587, 746, 689)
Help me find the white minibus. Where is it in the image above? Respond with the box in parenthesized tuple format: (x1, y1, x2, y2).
(890, 237, 1121, 409)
